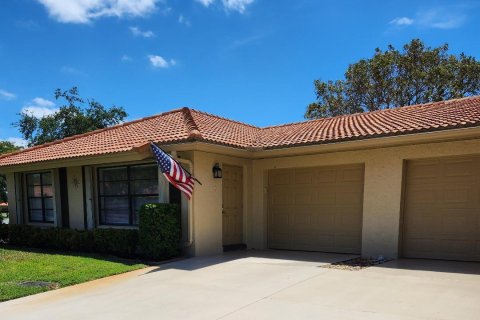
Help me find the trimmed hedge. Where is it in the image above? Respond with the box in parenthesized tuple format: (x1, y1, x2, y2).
(0, 203, 181, 259)
(94, 228, 138, 257)
(0, 224, 138, 258)
(139, 203, 180, 260)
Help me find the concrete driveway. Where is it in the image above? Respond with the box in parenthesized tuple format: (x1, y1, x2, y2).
(1, 250, 480, 320)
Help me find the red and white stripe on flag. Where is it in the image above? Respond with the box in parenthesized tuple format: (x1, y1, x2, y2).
(165, 159, 194, 199)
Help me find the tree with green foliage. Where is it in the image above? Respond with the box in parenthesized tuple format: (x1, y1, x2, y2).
(0, 141, 21, 204)
(306, 39, 480, 119)
(15, 87, 127, 146)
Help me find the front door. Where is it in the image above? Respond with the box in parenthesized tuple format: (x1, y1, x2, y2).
(222, 165, 243, 246)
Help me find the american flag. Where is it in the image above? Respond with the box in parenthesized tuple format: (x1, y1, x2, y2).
(150, 143, 195, 199)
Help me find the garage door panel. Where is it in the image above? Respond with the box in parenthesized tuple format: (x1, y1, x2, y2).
(336, 191, 363, 206)
(442, 185, 474, 205)
(316, 169, 337, 183)
(444, 159, 474, 177)
(291, 211, 315, 230)
(268, 164, 364, 254)
(270, 188, 295, 206)
(269, 170, 293, 186)
(294, 192, 315, 205)
(403, 156, 480, 262)
(335, 235, 361, 251)
(442, 212, 475, 235)
(439, 239, 476, 255)
(294, 169, 313, 184)
(404, 212, 438, 234)
(336, 211, 363, 232)
(405, 185, 438, 205)
(340, 167, 364, 182)
(315, 190, 336, 205)
(407, 161, 440, 179)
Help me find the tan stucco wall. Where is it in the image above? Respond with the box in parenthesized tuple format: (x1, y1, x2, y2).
(3, 134, 480, 258)
(250, 137, 480, 258)
(6, 173, 17, 224)
(67, 166, 85, 230)
(190, 151, 252, 256)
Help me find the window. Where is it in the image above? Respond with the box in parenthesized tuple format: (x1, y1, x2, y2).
(98, 164, 159, 226)
(26, 172, 54, 223)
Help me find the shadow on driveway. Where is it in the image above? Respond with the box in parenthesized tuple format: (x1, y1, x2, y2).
(146, 249, 480, 276)
(378, 257, 480, 275)
(145, 249, 359, 273)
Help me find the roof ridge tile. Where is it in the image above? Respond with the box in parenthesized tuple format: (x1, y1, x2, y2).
(181, 107, 203, 140)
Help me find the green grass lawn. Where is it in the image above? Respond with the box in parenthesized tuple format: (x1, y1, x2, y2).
(0, 247, 145, 302)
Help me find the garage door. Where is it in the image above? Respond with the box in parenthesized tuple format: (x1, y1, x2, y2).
(402, 156, 480, 261)
(268, 164, 364, 253)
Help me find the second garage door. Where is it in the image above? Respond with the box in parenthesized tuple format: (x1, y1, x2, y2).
(268, 164, 364, 253)
(402, 156, 480, 262)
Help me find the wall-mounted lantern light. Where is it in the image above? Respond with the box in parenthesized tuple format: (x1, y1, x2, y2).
(212, 163, 222, 179)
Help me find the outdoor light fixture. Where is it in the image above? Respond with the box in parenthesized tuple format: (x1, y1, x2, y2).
(212, 163, 222, 179)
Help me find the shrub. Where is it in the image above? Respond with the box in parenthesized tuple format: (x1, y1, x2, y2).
(139, 203, 180, 260)
(0, 225, 138, 258)
(0, 223, 7, 241)
(93, 228, 138, 258)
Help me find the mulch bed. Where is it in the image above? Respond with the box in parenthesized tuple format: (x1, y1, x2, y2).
(18, 281, 60, 289)
(322, 256, 392, 271)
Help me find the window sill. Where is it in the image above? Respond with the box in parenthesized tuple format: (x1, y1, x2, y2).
(96, 225, 139, 230)
(27, 222, 56, 228)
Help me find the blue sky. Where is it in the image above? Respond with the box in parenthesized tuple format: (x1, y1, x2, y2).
(0, 0, 479, 146)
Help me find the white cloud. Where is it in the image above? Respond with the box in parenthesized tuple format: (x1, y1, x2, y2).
(6, 137, 28, 148)
(60, 66, 86, 76)
(121, 55, 133, 61)
(21, 97, 58, 118)
(129, 26, 155, 38)
(222, 0, 254, 13)
(417, 9, 466, 29)
(389, 6, 469, 30)
(37, 0, 159, 24)
(148, 55, 176, 68)
(195, 0, 254, 13)
(390, 17, 414, 26)
(227, 32, 268, 50)
(195, 0, 214, 7)
(178, 15, 191, 26)
(0, 89, 16, 100)
(31, 97, 55, 108)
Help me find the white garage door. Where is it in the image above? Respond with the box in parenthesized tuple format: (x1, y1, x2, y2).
(268, 164, 364, 253)
(402, 156, 480, 261)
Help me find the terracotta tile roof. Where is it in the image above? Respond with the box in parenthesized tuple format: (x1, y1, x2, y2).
(0, 96, 479, 166)
(258, 96, 480, 149)
(0, 108, 260, 166)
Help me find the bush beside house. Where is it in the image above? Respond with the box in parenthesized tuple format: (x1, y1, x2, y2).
(139, 203, 180, 260)
(0, 203, 181, 260)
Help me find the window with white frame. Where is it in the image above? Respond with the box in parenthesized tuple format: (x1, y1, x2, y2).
(26, 172, 54, 223)
(98, 164, 159, 226)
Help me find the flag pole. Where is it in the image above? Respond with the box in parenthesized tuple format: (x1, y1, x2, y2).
(150, 142, 203, 185)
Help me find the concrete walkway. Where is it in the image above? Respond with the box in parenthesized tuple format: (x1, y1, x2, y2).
(1, 250, 480, 319)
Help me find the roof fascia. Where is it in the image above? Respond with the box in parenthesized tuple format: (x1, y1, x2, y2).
(2, 126, 480, 173)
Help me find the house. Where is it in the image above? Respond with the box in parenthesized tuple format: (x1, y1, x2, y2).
(0, 96, 479, 261)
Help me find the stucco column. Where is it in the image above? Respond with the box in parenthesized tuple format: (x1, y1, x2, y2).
(6, 173, 17, 224)
(191, 151, 223, 256)
(249, 161, 267, 250)
(361, 155, 404, 258)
